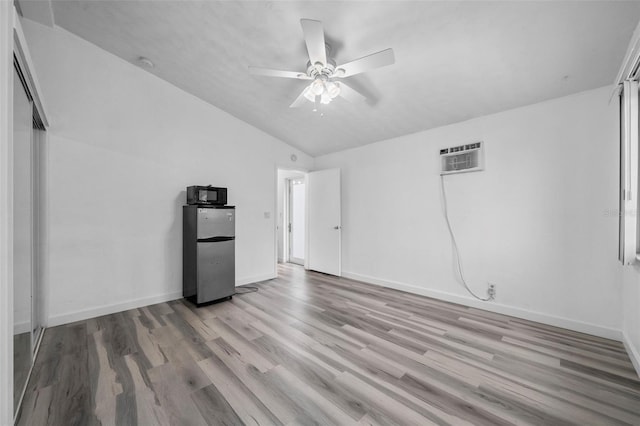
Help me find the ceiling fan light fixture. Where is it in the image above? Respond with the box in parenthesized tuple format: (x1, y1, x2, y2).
(303, 85, 316, 102)
(310, 78, 325, 96)
(325, 81, 340, 98)
(320, 92, 332, 104)
(249, 19, 394, 110)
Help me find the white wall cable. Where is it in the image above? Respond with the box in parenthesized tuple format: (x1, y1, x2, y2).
(440, 175, 492, 301)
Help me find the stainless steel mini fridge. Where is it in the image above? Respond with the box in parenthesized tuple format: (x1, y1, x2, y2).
(183, 205, 235, 305)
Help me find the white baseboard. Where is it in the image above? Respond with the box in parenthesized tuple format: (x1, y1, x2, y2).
(47, 291, 183, 327)
(623, 331, 640, 379)
(13, 320, 30, 335)
(47, 274, 278, 327)
(341, 271, 622, 341)
(237, 273, 276, 286)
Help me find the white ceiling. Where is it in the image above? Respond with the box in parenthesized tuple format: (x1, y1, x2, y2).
(48, 1, 640, 156)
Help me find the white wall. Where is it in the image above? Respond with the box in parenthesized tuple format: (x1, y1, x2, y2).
(316, 86, 622, 338)
(22, 20, 313, 326)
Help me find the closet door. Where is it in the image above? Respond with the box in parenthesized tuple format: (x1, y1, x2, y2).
(13, 65, 33, 411)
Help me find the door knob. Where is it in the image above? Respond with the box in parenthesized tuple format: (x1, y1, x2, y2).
(333, 226, 341, 230)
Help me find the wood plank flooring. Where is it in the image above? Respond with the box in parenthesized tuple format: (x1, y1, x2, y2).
(14, 332, 31, 410)
(17, 264, 640, 425)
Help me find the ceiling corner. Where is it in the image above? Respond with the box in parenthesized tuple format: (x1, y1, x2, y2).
(16, 0, 55, 27)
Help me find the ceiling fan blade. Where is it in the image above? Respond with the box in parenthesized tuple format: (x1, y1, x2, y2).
(249, 66, 311, 80)
(300, 19, 327, 66)
(290, 86, 310, 108)
(335, 48, 395, 78)
(337, 82, 367, 103)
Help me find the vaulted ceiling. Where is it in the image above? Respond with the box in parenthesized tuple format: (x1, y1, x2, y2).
(43, 1, 640, 156)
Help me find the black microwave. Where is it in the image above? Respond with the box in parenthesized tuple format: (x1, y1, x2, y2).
(186, 186, 227, 205)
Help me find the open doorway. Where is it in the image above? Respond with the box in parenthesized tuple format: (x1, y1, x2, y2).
(288, 177, 306, 265)
(276, 169, 307, 268)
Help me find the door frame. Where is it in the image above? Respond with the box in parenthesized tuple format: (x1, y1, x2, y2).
(6, 8, 49, 423)
(31, 128, 47, 347)
(274, 167, 308, 276)
(13, 14, 48, 352)
(0, 5, 15, 425)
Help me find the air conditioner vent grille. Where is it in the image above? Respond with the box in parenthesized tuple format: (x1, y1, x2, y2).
(439, 141, 484, 175)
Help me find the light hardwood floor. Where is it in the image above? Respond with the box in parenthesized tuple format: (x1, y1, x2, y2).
(17, 264, 640, 425)
(14, 332, 31, 410)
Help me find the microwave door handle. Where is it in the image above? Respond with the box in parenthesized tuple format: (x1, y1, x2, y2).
(198, 236, 235, 243)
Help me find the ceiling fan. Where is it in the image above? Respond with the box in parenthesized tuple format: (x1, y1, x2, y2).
(249, 19, 395, 110)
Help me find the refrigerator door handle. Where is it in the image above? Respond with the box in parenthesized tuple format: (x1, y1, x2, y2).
(197, 236, 235, 243)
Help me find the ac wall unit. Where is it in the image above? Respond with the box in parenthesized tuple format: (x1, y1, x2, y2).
(439, 141, 484, 175)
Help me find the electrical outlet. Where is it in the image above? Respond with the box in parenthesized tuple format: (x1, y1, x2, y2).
(487, 283, 496, 300)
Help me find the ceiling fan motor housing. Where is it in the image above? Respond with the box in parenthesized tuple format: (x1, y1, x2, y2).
(307, 58, 336, 79)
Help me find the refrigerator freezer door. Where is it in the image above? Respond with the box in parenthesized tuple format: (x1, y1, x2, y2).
(197, 208, 235, 239)
(196, 240, 235, 303)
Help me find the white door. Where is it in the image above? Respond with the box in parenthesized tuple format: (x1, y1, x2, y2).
(307, 169, 341, 276)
